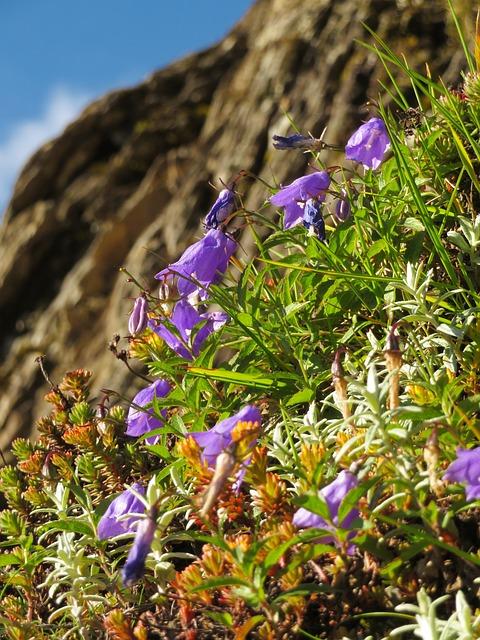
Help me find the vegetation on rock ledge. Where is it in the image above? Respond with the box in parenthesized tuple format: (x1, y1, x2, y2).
(2, 17, 480, 640)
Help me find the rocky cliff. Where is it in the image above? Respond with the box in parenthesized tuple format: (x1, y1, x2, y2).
(0, 0, 472, 454)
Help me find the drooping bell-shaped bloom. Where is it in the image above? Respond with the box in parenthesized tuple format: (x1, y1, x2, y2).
(345, 117, 390, 170)
(122, 509, 157, 586)
(303, 199, 326, 241)
(97, 484, 146, 539)
(128, 296, 149, 336)
(155, 229, 237, 301)
(272, 133, 317, 150)
(204, 188, 236, 229)
(149, 299, 228, 361)
(444, 447, 480, 500)
(293, 471, 359, 550)
(190, 405, 262, 468)
(334, 188, 351, 221)
(126, 380, 172, 443)
(270, 171, 331, 229)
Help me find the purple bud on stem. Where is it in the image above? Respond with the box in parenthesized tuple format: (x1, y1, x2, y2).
(128, 296, 149, 336)
(273, 133, 316, 150)
(303, 199, 326, 241)
(334, 189, 351, 221)
(204, 188, 236, 229)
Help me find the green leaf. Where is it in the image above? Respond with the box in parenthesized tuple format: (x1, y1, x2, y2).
(272, 582, 334, 602)
(203, 610, 234, 627)
(189, 576, 251, 593)
(237, 312, 253, 327)
(256, 257, 401, 284)
(286, 388, 314, 406)
(337, 479, 376, 525)
(263, 538, 299, 570)
(38, 519, 92, 537)
(0, 553, 21, 567)
(294, 494, 330, 521)
(187, 367, 292, 390)
(146, 443, 173, 459)
(284, 302, 309, 318)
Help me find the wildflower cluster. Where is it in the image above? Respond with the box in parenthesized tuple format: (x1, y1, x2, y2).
(2, 20, 480, 640)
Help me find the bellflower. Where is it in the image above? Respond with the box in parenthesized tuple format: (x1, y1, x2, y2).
(334, 188, 351, 221)
(303, 198, 326, 241)
(126, 379, 172, 444)
(293, 471, 359, 550)
(97, 483, 145, 539)
(128, 296, 149, 336)
(444, 447, 480, 500)
(155, 229, 237, 301)
(122, 511, 157, 586)
(345, 117, 390, 170)
(204, 188, 235, 229)
(270, 171, 330, 229)
(149, 299, 228, 360)
(190, 404, 262, 468)
(272, 133, 317, 150)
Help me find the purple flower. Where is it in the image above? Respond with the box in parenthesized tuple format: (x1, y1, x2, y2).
(272, 133, 316, 150)
(303, 199, 326, 241)
(155, 229, 237, 301)
(334, 188, 351, 221)
(126, 380, 172, 444)
(122, 510, 157, 586)
(345, 117, 390, 170)
(270, 171, 330, 229)
(149, 299, 228, 360)
(444, 447, 480, 500)
(204, 188, 236, 229)
(128, 296, 149, 336)
(293, 471, 359, 549)
(190, 405, 262, 468)
(97, 484, 145, 539)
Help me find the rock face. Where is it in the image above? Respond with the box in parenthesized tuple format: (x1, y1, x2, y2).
(0, 0, 472, 453)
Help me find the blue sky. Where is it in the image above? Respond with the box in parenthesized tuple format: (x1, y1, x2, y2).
(0, 0, 253, 208)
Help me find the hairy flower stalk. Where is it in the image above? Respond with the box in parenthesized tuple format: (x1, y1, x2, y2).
(424, 428, 444, 497)
(199, 450, 237, 518)
(384, 325, 402, 413)
(332, 349, 351, 423)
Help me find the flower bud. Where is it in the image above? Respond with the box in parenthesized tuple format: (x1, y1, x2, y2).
(303, 199, 326, 241)
(272, 133, 316, 150)
(204, 188, 235, 229)
(128, 296, 148, 336)
(334, 189, 351, 221)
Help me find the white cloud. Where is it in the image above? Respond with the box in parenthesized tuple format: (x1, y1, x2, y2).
(0, 86, 90, 210)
